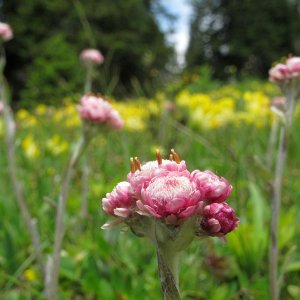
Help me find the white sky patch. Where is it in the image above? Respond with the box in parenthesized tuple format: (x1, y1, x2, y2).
(157, 0, 192, 66)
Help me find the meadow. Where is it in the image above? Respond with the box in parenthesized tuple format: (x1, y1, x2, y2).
(1, 74, 300, 300)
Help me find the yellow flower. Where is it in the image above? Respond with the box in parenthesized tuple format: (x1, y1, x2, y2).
(46, 134, 69, 156)
(21, 134, 40, 159)
(35, 104, 47, 115)
(23, 268, 38, 282)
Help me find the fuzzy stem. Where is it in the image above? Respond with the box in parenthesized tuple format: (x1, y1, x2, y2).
(269, 83, 296, 300)
(45, 135, 90, 300)
(267, 117, 279, 170)
(80, 155, 89, 220)
(0, 64, 45, 277)
(269, 126, 286, 300)
(84, 64, 93, 94)
(156, 244, 181, 300)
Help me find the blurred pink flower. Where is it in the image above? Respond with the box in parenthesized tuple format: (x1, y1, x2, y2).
(80, 49, 104, 65)
(77, 95, 124, 129)
(0, 101, 3, 113)
(269, 63, 289, 82)
(271, 96, 286, 111)
(191, 170, 232, 203)
(102, 182, 136, 217)
(286, 57, 300, 77)
(269, 56, 300, 82)
(0, 22, 13, 41)
(200, 202, 239, 236)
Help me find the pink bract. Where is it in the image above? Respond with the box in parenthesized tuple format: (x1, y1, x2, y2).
(191, 170, 232, 203)
(201, 202, 239, 236)
(0, 22, 13, 41)
(80, 48, 104, 65)
(77, 95, 124, 129)
(102, 182, 136, 218)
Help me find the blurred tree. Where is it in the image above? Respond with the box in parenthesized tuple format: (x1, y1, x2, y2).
(1, 0, 174, 105)
(186, 0, 300, 78)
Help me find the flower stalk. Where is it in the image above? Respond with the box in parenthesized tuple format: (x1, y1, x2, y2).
(268, 58, 299, 300)
(45, 134, 90, 300)
(0, 45, 45, 279)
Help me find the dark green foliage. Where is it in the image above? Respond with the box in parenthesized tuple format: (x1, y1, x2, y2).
(2, 0, 174, 105)
(186, 0, 300, 78)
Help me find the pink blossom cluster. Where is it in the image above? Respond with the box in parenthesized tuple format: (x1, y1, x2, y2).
(80, 49, 104, 65)
(0, 22, 13, 41)
(102, 150, 239, 237)
(269, 57, 300, 82)
(77, 95, 124, 129)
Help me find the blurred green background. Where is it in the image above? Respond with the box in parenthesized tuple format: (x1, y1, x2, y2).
(1, 0, 300, 299)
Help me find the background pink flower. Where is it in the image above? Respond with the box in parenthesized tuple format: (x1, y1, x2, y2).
(80, 48, 104, 65)
(77, 95, 124, 129)
(0, 22, 13, 41)
(0, 101, 3, 113)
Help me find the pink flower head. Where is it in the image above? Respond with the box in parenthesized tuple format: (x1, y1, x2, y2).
(269, 63, 289, 82)
(191, 170, 232, 203)
(80, 48, 104, 65)
(102, 182, 136, 218)
(77, 95, 124, 129)
(138, 172, 201, 221)
(200, 202, 239, 236)
(107, 110, 124, 129)
(127, 150, 188, 196)
(0, 101, 3, 113)
(286, 56, 300, 77)
(101, 149, 238, 235)
(0, 22, 13, 41)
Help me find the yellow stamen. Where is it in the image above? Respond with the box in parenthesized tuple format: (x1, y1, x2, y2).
(171, 149, 181, 163)
(156, 149, 162, 165)
(130, 157, 135, 173)
(134, 157, 141, 171)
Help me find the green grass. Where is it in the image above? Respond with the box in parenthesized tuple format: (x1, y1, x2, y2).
(1, 81, 300, 300)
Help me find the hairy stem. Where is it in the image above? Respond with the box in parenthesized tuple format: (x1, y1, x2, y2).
(45, 135, 89, 300)
(1, 76, 44, 278)
(270, 126, 286, 300)
(156, 244, 181, 300)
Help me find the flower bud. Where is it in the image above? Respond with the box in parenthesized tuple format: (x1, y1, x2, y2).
(191, 170, 232, 203)
(200, 202, 239, 236)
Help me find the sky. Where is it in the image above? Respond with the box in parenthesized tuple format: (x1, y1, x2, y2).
(157, 0, 192, 65)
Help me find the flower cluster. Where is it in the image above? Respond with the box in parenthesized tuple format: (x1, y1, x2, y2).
(80, 49, 104, 65)
(77, 95, 124, 129)
(269, 56, 300, 82)
(0, 22, 13, 41)
(101, 150, 238, 238)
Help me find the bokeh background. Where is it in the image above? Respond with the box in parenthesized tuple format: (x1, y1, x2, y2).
(1, 0, 300, 299)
